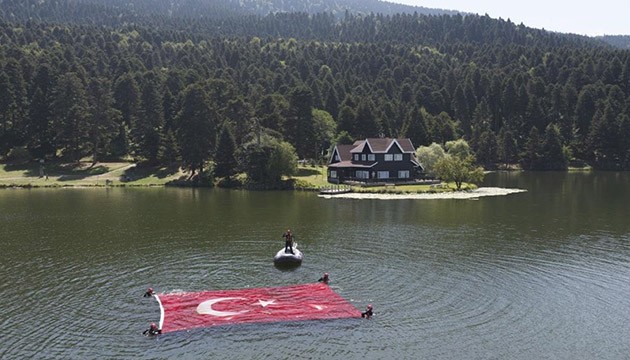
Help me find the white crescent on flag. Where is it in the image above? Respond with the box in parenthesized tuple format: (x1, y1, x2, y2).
(196, 297, 250, 317)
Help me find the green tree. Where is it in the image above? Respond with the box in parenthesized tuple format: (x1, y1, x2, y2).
(521, 126, 541, 170)
(175, 84, 217, 177)
(497, 127, 518, 168)
(311, 109, 336, 162)
(573, 87, 598, 157)
(157, 128, 179, 165)
(475, 130, 498, 168)
(433, 155, 485, 190)
(415, 142, 446, 175)
(135, 74, 165, 163)
(2, 59, 28, 151)
(27, 64, 56, 159)
(86, 77, 120, 164)
(588, 105, 619, 169)
(404, 107, 429, 148)
(0, 72, 15, 155)
(241, 135, 297, 186)
(355, 98, 383, 138)
(113, 73, 140, 129)
(287, 86, 314, 159)
(619, 114, 630, 168)
(257, 93, 289, 134)
(52, 72, 90, 162)
(109, 124, 131, 159)
(267, 140, 298, 184)
(214, 124, 238, 180)
(334, 130, 354, 145)
(337, 105, 357, 136)
(444, 139, 471, 159)
(539, 123, 567, 170)
(224, 96, 254, 143)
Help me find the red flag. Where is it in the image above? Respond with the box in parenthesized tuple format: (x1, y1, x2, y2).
(155, 283, 361, 333)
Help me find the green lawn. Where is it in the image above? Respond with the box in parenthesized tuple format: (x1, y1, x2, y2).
(292, 165, 330, 187)
(0, 161, 186, 187)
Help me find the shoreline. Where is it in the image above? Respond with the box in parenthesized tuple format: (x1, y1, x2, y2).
(318, 187, 527, 200)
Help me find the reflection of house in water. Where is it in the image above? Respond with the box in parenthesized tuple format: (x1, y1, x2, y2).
(327, 138, 425, 184)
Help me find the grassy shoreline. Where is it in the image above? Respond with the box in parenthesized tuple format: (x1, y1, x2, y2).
(0, 161, 186, 188)
(0, 161, 472, 193)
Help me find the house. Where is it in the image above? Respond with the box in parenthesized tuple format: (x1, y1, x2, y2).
(327, 138, 424, 184)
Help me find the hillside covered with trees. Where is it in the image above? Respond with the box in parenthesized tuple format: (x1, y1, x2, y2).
(1, 0, 629, 186)
(0, 0, 458, 24)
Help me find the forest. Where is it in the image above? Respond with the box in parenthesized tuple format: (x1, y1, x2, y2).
(1, 0, 630, 185)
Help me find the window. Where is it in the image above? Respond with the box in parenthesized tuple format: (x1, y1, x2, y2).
(377, 171, 389, 179)
(367, 154, 375, 161)
(334, 154, 340, 161)
(384, 154, 393, 161)
(394, 154, 403, 161)
(361, 154, 366, 161)
(330, 170, 337, 178)
(355, 170, 370, 179)
(354, 154, 359, 161)
(398, 170, 410, 179)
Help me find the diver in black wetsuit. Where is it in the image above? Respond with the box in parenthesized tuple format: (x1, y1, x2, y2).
(361, 304, 373, 319)
(143, 323, 161, 336)
(318, 273, 330, 284)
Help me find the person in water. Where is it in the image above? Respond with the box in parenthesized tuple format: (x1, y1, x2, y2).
(318, 272, 330, 284)
(143, 287, 155, 297)
(282, 229, 294, 254)
(361, 304, 374, 319)
(143, 323, 161, 336)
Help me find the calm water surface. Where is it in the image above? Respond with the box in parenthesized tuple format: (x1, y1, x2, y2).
(1, 172, 630, 359)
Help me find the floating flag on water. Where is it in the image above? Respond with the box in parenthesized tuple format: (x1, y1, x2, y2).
(154, 283, 361, 333)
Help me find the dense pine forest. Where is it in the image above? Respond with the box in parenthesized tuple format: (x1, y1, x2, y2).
(1, 0, 630, 182)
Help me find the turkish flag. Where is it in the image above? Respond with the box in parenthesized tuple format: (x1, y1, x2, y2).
(155, 283, 361, 333)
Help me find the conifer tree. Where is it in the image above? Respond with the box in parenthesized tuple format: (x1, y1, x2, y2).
(287, 86, 314, 159)
(214, 124, 238, 180)
(540, 123, 567, 170)
(27, 64, 56, 159)
(135, 74, 165, 163)
(521, 126, 541, 170)
(52, 72, 90, 162)
(86, 77, 120, 163)
(175, 84, 217, 177)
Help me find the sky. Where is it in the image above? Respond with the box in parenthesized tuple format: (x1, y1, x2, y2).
(390, 0, 630, 36)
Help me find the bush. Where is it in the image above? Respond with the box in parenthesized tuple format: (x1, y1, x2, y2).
(6, 146, 31, 164)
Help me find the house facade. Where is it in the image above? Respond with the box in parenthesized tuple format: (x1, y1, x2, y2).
(327, 138, 423, 184)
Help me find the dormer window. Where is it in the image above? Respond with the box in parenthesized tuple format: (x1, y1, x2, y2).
(354, 154, 359, 161)
(368, 154, 375, 161)
(361, 154, 366, 161)
(394, 154, 403, 161)
(384, 154, 393, 161)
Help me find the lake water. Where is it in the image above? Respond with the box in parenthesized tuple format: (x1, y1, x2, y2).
(1, 172, 630, 359)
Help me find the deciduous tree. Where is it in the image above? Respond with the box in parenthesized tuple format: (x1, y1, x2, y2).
(433, 155, 484, 190)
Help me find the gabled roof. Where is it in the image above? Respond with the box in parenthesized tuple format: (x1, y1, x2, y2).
(329, 144, 355, 164)
(349, 138, 415, 154)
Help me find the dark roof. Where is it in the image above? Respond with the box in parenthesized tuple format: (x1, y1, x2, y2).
(349, 138, 415, 153)
(328, 161, 377, 169)
(333, 144, 355, 162)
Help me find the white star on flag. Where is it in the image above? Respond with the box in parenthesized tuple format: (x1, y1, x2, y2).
(257, 299, 276, 307)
